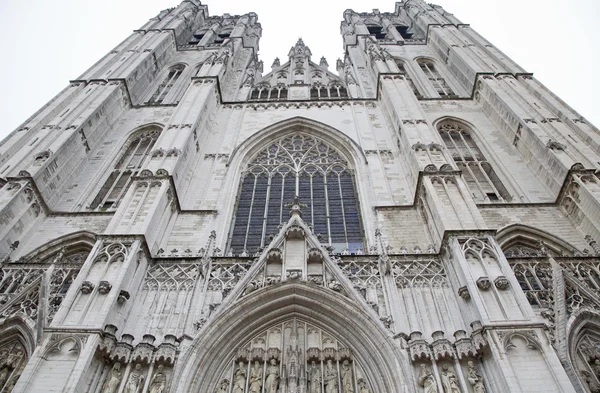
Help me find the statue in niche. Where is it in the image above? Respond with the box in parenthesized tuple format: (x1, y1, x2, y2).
(467, 361, 486, 393)
(149, 364, 167, 393)
(440, 364, 461, 393)
(102, 363, 123, 393)
(215, 379, 229, 393)
(249, 360, 263, 393)
(341, 360, 354, 393)
(124, 364, 145, 393)
(593, 359, 600, 380)
(232, 361, 247, 393)
(265, 358, 280, 393)
(418, 364, 438, 393)
(358, 378, 372, 393)
(0, 349, 22, 390)
(308, 361, 321, 393)
(324, 359, 338, 393)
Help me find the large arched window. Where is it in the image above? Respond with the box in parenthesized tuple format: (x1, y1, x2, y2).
(91, 127, 161, 210)
(147, 64, 185, 104)
(438, 121, 510, 202)
(417, 59, 455, 98)
(229, 134, 364, 254)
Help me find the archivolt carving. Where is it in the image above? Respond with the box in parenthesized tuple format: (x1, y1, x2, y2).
(214, 318, 370, 393)
(0, 339, 26, 392)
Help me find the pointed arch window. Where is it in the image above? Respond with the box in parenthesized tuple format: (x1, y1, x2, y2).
(91, 127, 161, 210)
(147, 64, 185, 104)
(395, 59, 421, 98)
(417, 59, 455, 97)
(229, 134, 364, 254)
(438, 122, 510, 202)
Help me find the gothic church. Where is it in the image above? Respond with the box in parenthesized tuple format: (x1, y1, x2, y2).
(0, 1, 599, 392)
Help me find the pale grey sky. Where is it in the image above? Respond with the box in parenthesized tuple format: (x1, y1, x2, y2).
(0, 0, 598, 141)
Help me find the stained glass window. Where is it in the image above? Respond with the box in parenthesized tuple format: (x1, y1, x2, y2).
(229, 134, 364, 254)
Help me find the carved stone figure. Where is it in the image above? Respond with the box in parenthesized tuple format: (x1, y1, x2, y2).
(124, 364, 145, 393)
(358, 378, 372, 393)
(249, 360, 263, 393)
(265, 359, 279, 393)
(341, 360, 354, 393)
(594, 359, 600, 380)
(149, 364, 167, 393)
(102, 363, 122, 393)
(418, 364, 438, 393)
(467, 361, 486, 393)
(308, 361, 321, 393)
(215, 379, 229, 393)
(440, 364, 461, 393)
(324, 359, 338, 393)
(233, 361, 247, 393)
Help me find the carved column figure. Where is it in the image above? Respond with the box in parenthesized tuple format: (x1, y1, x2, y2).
(215, 379, 229, 393)
(418, 364, 438, 393)
(148, 364, 167, 393)
(466, 361, 486, 393)
(341, 360, 354, 393)
(357, 378, 372, 393)
(101, 363, 122, 393)
(232, 361, 246, 393)
(249, 360, 263, 393)
(324, 359, 338, 393)
(124, 364, 145, 393)
(440, 364, 462, 393)
(264, 359, 279, 393)
(308, 361, 321, 393)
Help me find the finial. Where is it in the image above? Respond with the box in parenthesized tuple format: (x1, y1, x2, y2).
(286, 195, 307, 217)
(271, 57, 280, 69)
(319, 56, 329, 68)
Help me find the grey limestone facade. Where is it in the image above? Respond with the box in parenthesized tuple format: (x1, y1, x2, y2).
(0, 1, 599, 392)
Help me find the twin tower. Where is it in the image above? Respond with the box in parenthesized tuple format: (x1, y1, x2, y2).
(0, 1, 599, 392)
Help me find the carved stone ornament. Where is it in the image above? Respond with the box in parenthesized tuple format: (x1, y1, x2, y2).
(432, 338, 455, 360)
(117, 290, 130, 304)
(286, 270, 302, 280)
(98, 281, 113, 295)
(494, 276, 509, 290)
(458, 286, 470, 301)
(408, 335, 432, 362)
(81, 281, 95, 294)
(476, 277, 491, 291)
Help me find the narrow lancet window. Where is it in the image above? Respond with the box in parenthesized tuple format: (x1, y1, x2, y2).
(417, 59, 455, 97)
(147, 64, 185, 104)
(438, 122, 510, 202)
(91, 127, 160, 210)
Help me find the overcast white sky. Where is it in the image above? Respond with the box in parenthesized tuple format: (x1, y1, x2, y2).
(0, 0, 598, 142)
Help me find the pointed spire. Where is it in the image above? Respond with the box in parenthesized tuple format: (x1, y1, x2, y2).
(271, 57, 280, 69)
(319, 57, 329, 69)
(288, 38, 312, 59)
(286, 195, 307, 217)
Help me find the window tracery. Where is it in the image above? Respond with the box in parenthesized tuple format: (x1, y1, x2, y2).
(438, 122, 510, 202)
(0, 340, 26, 392)
(394, 59, 421, 98)
(229, 134, 364, 254)
(91, 127, 161, 210)
(416, 59, 455, 98)
(147, 64, 185, 105)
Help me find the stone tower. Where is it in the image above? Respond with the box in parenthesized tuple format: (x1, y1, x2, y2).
(0, 1, 598, 392)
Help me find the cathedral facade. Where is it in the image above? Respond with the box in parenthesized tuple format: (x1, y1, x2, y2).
(0, 0, 599, 392)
